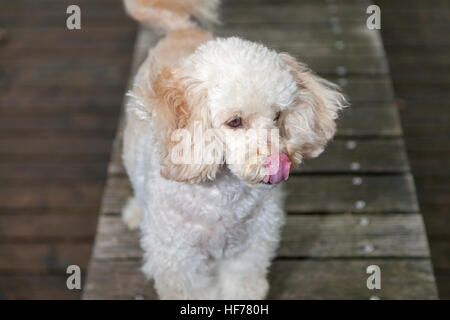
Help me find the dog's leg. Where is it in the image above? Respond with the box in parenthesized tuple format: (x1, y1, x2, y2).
(141, 245, 221, 300)
(219, 204, 284, 299)
(121, 196, 143, 230)
(219, 244, 271, 300)
(140, 226, 221, 299)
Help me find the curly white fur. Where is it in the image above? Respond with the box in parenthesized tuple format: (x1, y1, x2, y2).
(121, 0, 347, 299)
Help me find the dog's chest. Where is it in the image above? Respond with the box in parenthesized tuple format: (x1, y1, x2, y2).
(167, 179, 264, 258)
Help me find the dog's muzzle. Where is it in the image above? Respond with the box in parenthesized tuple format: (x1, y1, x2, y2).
(262, 153, 291, 184)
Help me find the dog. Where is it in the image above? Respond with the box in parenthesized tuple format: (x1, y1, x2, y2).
(121, 0, 347, 299)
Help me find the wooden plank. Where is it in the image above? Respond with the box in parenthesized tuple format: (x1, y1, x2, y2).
(216, 28, 382, 47)
(0, 0, 134, 14)
(226, 0, 372, 5)
(299, 55, 388, 75)
(267, 260, 437, 299)
(108, 138, 409, 176)
(0, 214, 97, 240)
(279, 214, 429, 257)
(0, 0, 371, 11)
(83, 0, 438, 300)
(0, 0, 134, 301)
(0, 128, 117, 140)
(222, 6, 369, 24)
(0, 154, 110, 167)
(0, 76, 394, 106)
(99, 174, 419, 215)
(2, 59, 130, 86)
(83, 259, 437, 300)
(100, 176, 132, 215)
(2, 55, 387, 77)
(0, 115, 118, 131)
(106, 105, 404, 175)
(92, 213, 429, 260)
(328, 78, 394, 102)
(271, 43, 384, 57)
(1, 27, 135, 46)
(3, 106, 374, 143)
(297, 139, 409, 173)
(84, 260, 158, 300)
(0, 138, 112, 154)
(286, 174, 419, 213)
(0, 275, 82, 300)
(0, 243, 91, 273)
(0, 46, 136, 60)
(337, 105, 402, 137)
(0, 182, 104, 209)
(0, 87, 124, 110)
(0, 163, 107, 181)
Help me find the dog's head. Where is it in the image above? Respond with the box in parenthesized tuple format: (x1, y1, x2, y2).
(145, 37, 347, 184)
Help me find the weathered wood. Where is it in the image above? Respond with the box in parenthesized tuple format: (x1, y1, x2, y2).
(2, 28, 137, 50)
(216, 27, 382, 47)
(99, 174, 419, 215)
(328, 78, 394, 102)
(337, 105, 402, 137)
(279, 214, 429, 257)
(0, 243, 91, 273)
(83, 259, 437, 300)
(3, 59, 130, 86)
(297, 139, 409, 173)
(226, 0, 372, 5)
(298, 55, 388, 75)
(0, 275, 82, 300)
(0, 214, 97, 240)
(286, 174, 419, 213)
(5, 41, 386, 77)
(267, 259, 437, 300)
(0, 138, 112, 154)
(0, 0, 134, 301)
(271, 43, 385, 57)
(92, 213, 429, 260)
(108, 138, 409, 176)
(0, 163, 107, 181)
(0, 87, 125, 111)
(222, 6, 370, 24)
(83, 0, 437, 300)
(0, 115, 118, 131)
(0, 181, 104, 209)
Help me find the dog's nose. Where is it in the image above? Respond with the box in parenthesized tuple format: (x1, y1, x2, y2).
(263, 153, 291, 184)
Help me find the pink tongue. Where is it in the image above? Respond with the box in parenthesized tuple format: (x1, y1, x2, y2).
(263, 153, 291, 184)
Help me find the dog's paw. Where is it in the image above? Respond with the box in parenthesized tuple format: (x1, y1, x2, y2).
(221, 274, 269, 300)
(122, 197, 143, 230)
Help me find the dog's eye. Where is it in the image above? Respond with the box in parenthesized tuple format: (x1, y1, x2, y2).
(227, 117, 243, 128)
(274, 112, 281, 122)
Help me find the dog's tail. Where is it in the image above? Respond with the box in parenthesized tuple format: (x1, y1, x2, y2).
(123, 0, 220, 33)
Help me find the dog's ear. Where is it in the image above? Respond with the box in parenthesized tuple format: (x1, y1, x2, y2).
(151, 67, 221, 183)
(279, 53, 347, 163)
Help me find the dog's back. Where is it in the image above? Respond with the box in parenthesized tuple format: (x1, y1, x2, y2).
(123, 0, 220, 33)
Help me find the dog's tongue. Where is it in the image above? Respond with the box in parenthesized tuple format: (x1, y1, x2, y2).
(263, 153, 291, 184)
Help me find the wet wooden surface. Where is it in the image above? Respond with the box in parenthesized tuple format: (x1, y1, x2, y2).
(83, 0, 437, 299)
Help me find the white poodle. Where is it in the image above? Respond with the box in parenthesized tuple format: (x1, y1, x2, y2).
(121, 0, 347, 299)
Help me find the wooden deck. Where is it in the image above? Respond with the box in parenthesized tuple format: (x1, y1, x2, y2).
(376, 0, 450, 299)
(0, 0, 136, 299)
(82, 0, 437, 299)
